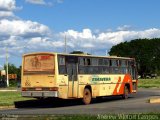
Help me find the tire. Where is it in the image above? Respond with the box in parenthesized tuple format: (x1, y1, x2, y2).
(122, 86, 129, 99)
(83, 88, 92, 105)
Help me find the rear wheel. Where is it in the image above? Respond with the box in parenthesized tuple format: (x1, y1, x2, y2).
(122, 86, 129, 99)
(83, 88, 92, 105)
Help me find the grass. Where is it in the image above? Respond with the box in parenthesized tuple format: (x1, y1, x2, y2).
(0, 91, 35, 106)
(1, 113, 160, 120)
(138, 78, 160, 88)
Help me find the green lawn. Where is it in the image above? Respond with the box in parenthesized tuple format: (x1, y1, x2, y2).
(0, 91, 34, 106)
(138, 78, 160, 88)
(1, 114, 160, 120)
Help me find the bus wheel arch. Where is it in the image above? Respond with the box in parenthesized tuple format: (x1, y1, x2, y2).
(122, 83, 130, 99)
(82, 85, 92, 105)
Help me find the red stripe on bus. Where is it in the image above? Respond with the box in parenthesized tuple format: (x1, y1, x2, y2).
(113, 76, 121, 95)
(113, 74, 133, 95)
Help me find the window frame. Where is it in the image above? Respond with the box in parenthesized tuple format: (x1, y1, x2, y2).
(58, 55, 67, 74)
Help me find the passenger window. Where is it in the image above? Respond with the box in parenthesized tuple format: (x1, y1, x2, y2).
(59, 56, 65, 65)
(99, 59, 103, 65)
(86, 58, 91, 65)
(111, 59, 117, 67)
(103, 59, 109, 66)
(79, 58, 85, 66)
(58, 56, 66, 74)
(99, 58, 109, 66)
(121, 60, 127, 67)
(92, 58, 98, 66)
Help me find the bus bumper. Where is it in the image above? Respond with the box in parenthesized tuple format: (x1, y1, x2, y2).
(21, 91, 58, 97)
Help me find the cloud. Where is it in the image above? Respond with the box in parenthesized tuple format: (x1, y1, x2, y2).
(0, 0, 65, 66)
(64, 29, 95, 39)
(0, 0, 21, 18)
(0, 64, 3, 69)
(25, 0, 63, 6)
(117, 25, 132, 31)
(0, 0, 15, 18)
(0, 0, 16, 11)
(0, 19, 54, 54)
(0, 54, 6, 59)
(0, 11, 14, 18)
(25, 0, 46, 5)
(57, 0, 64, 4)
(0, 19, 51, 38)
(0, 0, 56, 61)
(62, 28, 160, 54)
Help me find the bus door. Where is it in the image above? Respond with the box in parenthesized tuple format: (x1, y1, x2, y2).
(129, 60, 137, 91)
(129, 60, 137, 80)
(66, 56, 78, 98)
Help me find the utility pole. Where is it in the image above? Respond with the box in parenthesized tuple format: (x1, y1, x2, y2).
(6, 47, 9, 87)
(64, 34, 67, 53)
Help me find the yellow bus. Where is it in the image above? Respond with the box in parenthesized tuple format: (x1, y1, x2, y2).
(21, 52, 137, 104)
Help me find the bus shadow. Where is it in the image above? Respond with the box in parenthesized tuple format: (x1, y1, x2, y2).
(14, 98, 83, 108)
(14, 96, 134, 108)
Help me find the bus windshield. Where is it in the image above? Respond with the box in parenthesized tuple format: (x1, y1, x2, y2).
(23, 54, 55, 74)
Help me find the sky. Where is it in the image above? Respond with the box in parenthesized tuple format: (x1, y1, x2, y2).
(0, 0, 160, 68)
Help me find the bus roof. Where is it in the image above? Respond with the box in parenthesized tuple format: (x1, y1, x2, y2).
(23, 52, 134, 60)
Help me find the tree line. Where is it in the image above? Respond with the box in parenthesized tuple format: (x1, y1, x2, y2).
(0, 64, 21, 80)
(109, 38, 160, 77)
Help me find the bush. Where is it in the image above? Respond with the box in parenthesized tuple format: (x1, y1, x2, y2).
(9, 80, 17, 87)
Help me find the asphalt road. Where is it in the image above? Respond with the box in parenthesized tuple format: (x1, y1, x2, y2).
(0, 88, 160, 115)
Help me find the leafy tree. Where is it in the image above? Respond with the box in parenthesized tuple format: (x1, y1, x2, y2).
(70, 51, 91, 55)
(70, 51, 84, 54)
(109, 38, 160, 76)
(4, 63, 21, 80)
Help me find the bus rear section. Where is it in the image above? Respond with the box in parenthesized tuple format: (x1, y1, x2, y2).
(21, 53, 58, 98)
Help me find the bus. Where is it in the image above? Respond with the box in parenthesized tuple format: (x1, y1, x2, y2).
(21, 52, 138, 104)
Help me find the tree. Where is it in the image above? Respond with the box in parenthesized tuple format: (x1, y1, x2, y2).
(109, 38, 160, 76)
(4, 63, 21, 80)
(70, 51, 91, 55)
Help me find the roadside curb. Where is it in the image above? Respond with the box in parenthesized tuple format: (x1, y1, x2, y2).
(0, 105, 15, 110)
(149, 98, 160, 103)
(0, 90, 18, 92)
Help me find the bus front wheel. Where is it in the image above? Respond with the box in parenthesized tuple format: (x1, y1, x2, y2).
(83, 88, 92, 105)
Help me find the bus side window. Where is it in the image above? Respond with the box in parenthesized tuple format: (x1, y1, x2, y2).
(86, 58, 91, 65)
(110, 59, 119, 74)
(109, 59, 112, 66)
(78, 57, 86, 74)
(58, 56, 66, 74)
(119, 60, 121, 67)
(121, 60, 126, 67)
(104, 59, 109, 66)
(92, 58, 98, 66)
(79, 57, 85, 66)
(111, 59, 117, 67)
(119, 60, 128, 74)
(59, 56, 65, 65)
